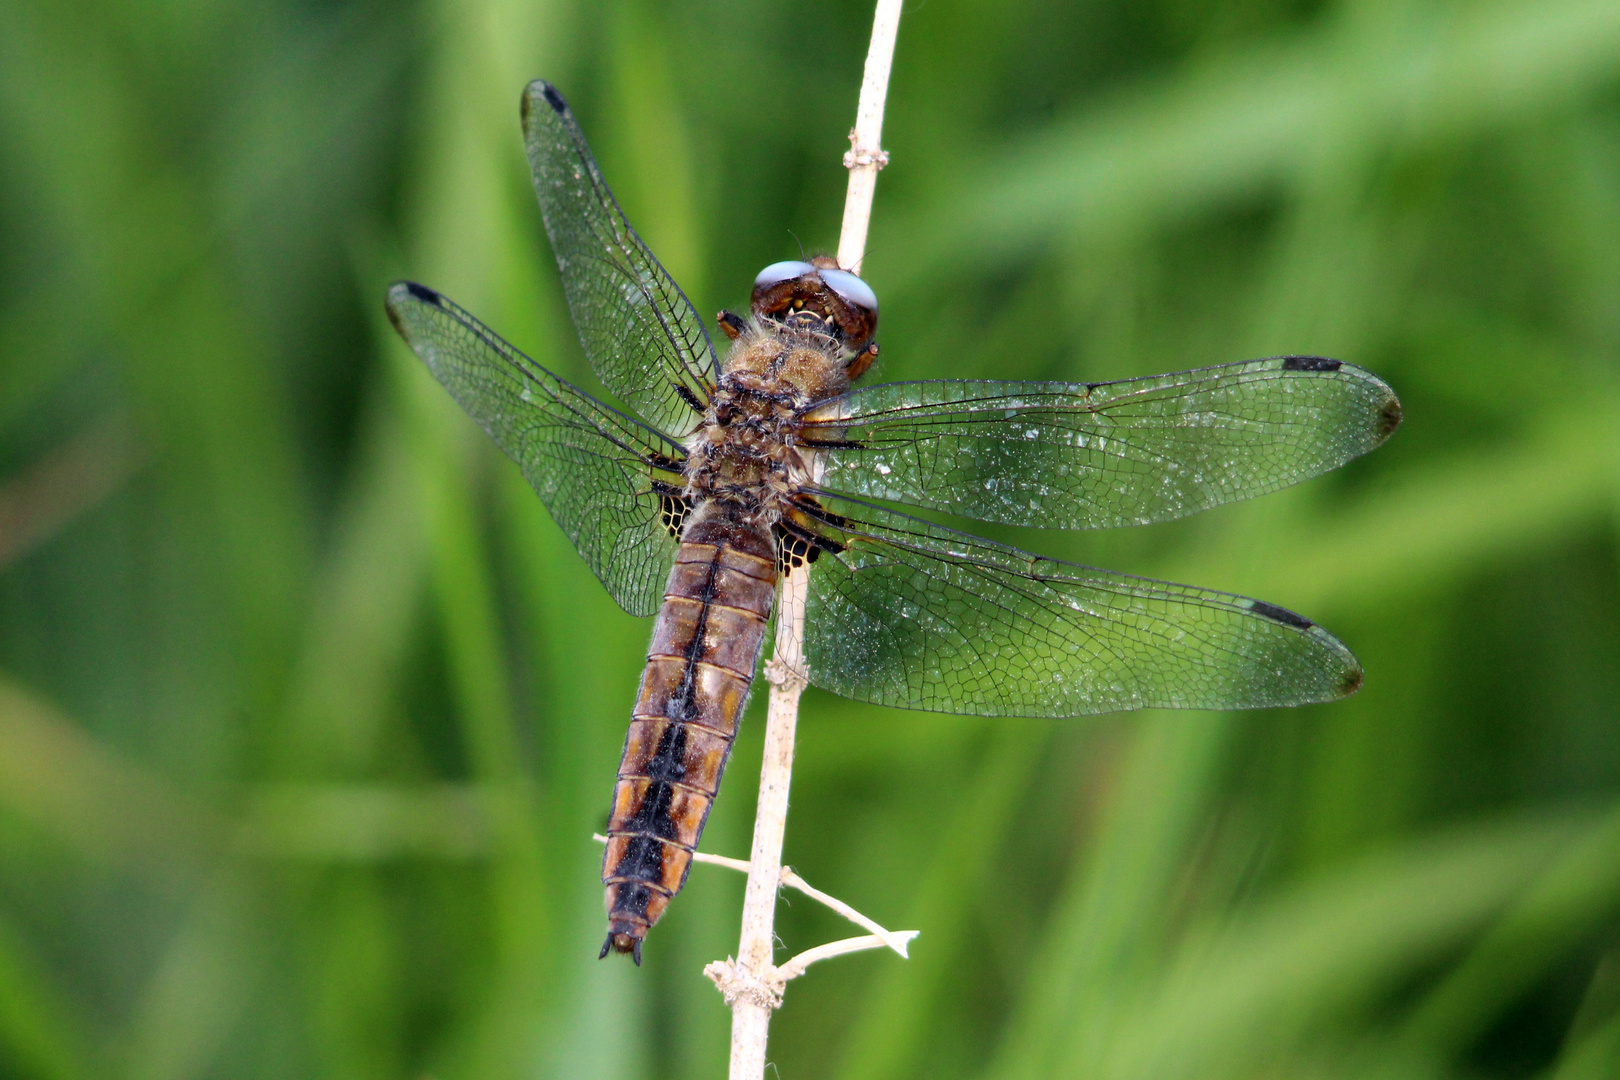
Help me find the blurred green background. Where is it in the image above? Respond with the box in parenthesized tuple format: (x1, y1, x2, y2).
(1, 0, 1619, 1077)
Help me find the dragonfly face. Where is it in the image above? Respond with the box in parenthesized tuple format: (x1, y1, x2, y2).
(750, 257, 879, 353)
(385, 80, 1402, 964)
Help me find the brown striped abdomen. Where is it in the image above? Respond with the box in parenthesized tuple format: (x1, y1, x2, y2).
(600, 511, 777, 961)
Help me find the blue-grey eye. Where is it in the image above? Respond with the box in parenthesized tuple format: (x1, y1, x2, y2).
(754, 261, 816, 289)
(820, 268, 878, 316)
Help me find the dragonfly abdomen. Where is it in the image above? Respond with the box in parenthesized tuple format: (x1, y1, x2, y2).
(601, 508, 777, 962)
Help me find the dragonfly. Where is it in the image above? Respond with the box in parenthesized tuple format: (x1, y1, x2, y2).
(386, 80, 1402, 965)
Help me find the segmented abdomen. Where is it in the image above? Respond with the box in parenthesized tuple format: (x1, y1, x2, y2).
(600, 512, 777, 961)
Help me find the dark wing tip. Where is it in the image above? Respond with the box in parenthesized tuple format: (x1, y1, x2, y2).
(383, 297, 406, 340)
(1249, 599, 1315, 630)
(523, 79, 568, 123)
(1378, 392, 1404, 440)
(385, 282, 445, 342)
(1250, 598, 1365, 702)
(1281, 355, 1343, 373)
(386, 280, 442, 307)
(1279, 353, 1403, 447)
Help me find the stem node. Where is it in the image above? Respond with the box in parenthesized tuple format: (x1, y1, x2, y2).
(763, 657, 807, 693)
(843, 130, 891, 171)
(705, 959, 785, 1011)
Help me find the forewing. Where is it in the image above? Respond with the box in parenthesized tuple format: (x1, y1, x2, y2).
(387, 282, 684, 617)
(787, 494, 1361, 717)
(521, 80, 716, 437)
(801, 357, 1401, 529)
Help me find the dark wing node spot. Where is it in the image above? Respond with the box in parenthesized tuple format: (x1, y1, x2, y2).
(1281, 355, 1342, 372)
(1249, 600, 1314, 630)
(792, 498, 850, 533)
(798, 438, 866, 451)
(647, 452, 686, 472)
(404, 281, 442, 306)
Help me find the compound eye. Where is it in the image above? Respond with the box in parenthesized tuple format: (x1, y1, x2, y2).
(819, 268, 878, 318)
(754, 260, 816, 289)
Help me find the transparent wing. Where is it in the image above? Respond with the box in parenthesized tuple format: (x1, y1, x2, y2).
(799, 356, 1401, 529)
(521, 80, 717, 437)
(785, 493, 1361, 717)
(386, 282, 685, 617)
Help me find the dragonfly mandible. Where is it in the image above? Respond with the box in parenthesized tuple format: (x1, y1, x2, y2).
(386, 80, 1402, 964)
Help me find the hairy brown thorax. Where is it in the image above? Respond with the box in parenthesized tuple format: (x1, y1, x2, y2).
(684, 327, 854, 519)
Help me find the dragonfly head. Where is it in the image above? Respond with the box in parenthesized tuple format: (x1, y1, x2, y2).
(751, 257, 878, 355)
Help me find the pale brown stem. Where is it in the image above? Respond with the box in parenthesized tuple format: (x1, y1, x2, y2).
(837, 0, 902, 274)
(722, 567, 809, 1078)
(714, 4, 902, 1075)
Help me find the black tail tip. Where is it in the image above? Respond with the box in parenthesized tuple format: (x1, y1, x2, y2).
(600, 930, 644, 966)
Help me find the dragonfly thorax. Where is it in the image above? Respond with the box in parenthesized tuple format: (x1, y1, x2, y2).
(721, 323, 855, 401)
(682, 327, 845, 523)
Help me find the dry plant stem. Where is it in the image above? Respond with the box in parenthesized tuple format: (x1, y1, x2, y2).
(718, 3, 903, 1077)
(776, 935, 898, 981)
(837, 0, 902, 274)
(726, 567, 810, 1080)
(775, 866, 915, 957)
